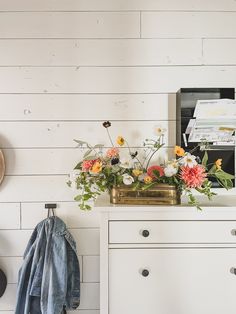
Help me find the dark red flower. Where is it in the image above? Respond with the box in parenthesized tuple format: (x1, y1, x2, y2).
(147, 165, 164, 179)
(103, 121, 111, 128)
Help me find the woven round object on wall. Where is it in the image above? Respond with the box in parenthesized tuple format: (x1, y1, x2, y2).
(0, 150, 5, 185)
(0, 269, 7, 297)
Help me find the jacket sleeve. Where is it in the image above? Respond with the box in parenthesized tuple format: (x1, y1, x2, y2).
(65, 231, 80, 310)
(23, 227, 38, 259)
(41, 221, 68, 314)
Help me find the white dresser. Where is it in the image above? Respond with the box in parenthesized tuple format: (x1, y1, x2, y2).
(98, 197, 236, 314)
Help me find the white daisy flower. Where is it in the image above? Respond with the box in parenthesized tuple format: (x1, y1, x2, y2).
(179, 153, 197, 168)
(122, 174, 134, 185)
(154, 125, 167, 137)
(120, 158, 134, 169)
(164, 164, 178, 177)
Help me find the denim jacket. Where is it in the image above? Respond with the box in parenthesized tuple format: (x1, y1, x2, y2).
(15, 216, 80, 314)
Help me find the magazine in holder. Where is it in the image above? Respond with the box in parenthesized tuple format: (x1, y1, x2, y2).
(176, 88, 235, 188)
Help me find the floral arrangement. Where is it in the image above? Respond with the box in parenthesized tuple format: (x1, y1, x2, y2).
(68, 121, 234, 210)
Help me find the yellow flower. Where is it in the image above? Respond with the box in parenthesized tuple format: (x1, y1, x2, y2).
(215, 159, 222, 169)
(144, 175, 153, 184)
(117, 136, 125, 146)
(132, 169, 143, 177)
(91, 160, 102, 173)
(174, 145, 185, 157)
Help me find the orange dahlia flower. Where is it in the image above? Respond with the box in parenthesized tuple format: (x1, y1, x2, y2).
(180, 165, 207, 188)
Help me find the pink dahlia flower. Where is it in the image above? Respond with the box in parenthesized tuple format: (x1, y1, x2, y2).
(180, 165, 207, 188)
(147, 165, 164, 179)
(82, 159, 96, 171)
(106, 147, 119, 158)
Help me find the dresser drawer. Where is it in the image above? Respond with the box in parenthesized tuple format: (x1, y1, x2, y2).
(109, 248, 236, 314)
(109, 220, 236, 244)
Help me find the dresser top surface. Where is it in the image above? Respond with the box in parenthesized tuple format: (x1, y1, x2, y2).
(95, 195, 236, 219)
(96, 195, 236, 208)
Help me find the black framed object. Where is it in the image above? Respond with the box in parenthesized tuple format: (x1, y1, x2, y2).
(176, 88, 235, 188)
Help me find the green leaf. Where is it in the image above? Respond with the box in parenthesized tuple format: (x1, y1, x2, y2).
(74, 139, 88, 146)
(117, 175, 123, 185)
(208, 164, 216, 174)
(173, 176, 179, 185)
(104, 167, 111, 177)
(79, 204, 85, 210)
(152, 169, 161, 178)
(189, 193, 195, 203)
(215, 170, 235, 180)
(202, 151, 208, 167)
(84, 155, 97, 160)
(132, 181, 140, 191)
(74, 162, 82, 170)
(142, 182, 156, 190)
(74, 195, 82, 201)
(83, 194, 92, 201)
(83, 149, 93, 158)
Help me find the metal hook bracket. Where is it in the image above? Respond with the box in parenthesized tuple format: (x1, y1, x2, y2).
(45, 203, 57, 218)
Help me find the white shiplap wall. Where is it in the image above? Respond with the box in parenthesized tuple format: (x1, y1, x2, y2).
(0, 1, 236, 313)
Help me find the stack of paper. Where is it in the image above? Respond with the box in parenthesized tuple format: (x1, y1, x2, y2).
(193, 99, 236, 119)
(186, 99, 236, 144)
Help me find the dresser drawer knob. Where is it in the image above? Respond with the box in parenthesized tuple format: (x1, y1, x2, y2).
(231, 229, 236, 236)
(142, 269, 149, 277)
(230, 267, 236, 275)
(142, 230, 150, 238)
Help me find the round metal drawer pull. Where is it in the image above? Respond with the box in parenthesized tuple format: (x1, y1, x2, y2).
(142, 230, 150, 238)
(230, 267, 236, 275)
(231, 229, 236, 236)
(142, 269, 149, 277)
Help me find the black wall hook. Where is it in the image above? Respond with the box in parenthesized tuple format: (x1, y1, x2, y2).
(45, 204, 57, 217)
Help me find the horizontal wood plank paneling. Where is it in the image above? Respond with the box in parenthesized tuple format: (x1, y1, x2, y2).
(69, 311, 99, 314)
(203, 39, 236, 65)
(83, 256, 100, 283)
(142, 12, 236, 38)
(0, 230, 31, 256)
(70, 229, 100, 255)
(0, 12, 140, 39)
(77, 311, 99, 314)
(0, 203, 20, 229)
(0, 283, 99, 311)
(0, 66, 236, 94)
(0, 39, 202, 66)
(0, 227, 99, 256)
(0, 121, 176, 148)
(0, 0, 236, 11)
(1, 174, 234, 204)
(4, 147, 173, 175)
(0, 284, 16, 311)
(0, 257, 22, 283)
(21, 202, 100, 229)
(3, 148, 80, 175)
(0, 176, 74, 202)
(1, 1, 236, 313)
(0, 94, 176, 121)
(79, 283, 99, 310)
